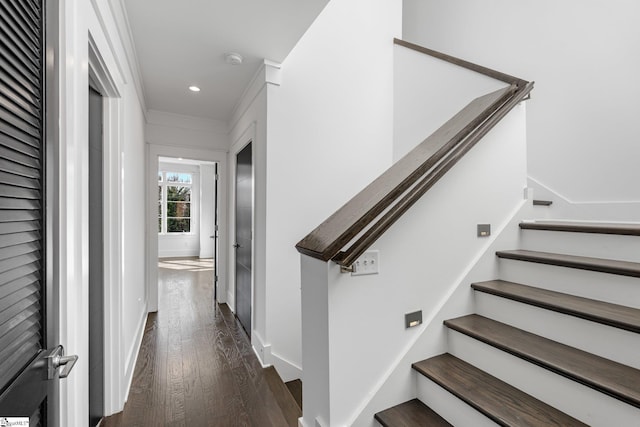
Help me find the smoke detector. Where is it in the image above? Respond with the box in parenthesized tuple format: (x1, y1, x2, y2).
(224, 52, 244, 65)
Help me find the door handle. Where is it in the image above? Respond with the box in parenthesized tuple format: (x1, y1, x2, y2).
(233, 243, 241, 249)
(47, 345, 78, 379)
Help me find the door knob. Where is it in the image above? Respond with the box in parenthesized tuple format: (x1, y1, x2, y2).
(47, 345, 78, 379)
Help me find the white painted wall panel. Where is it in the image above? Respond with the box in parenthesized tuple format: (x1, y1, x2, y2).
(403, 0, 640, 204)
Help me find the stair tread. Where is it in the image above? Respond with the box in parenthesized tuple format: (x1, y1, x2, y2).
(472, 279, 640, 333)
(445, 314, 640, 408)
(520, 220, 640, 236)
(496, 249, 640, 278)
(532, 200, 553, 206)
(412, 353, 586, 426)
(374, 399, 452, 427)
(264, 366, 301, 427)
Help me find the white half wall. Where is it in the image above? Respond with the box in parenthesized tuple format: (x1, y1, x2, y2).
(403, 0, 640, 204)
(301, 100, 529, 426)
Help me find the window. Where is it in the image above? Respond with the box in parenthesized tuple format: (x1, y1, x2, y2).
(158, 172, 193, 233)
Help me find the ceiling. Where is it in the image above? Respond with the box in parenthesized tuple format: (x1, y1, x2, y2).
(123, 0, 330, 122)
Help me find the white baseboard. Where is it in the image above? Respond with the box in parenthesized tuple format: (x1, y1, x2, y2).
(158, 250, 199, 258)
(252, 331, 302, 382)
(122, 307, 148, 403)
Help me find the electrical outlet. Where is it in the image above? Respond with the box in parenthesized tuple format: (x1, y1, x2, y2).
(351, 250, 379, 276)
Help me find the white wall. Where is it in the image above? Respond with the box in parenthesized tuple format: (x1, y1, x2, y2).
(57, 0, 148, 423)
(403, 0, 640, 204)
(394, 45, 507, 160)
(261, 0, 402, 383)
(146, 109, 229, 151)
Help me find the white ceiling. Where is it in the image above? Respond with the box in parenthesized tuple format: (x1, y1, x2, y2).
(123, 0, 330, 122)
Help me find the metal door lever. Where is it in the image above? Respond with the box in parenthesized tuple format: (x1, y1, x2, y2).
(47, 345, 78, 379)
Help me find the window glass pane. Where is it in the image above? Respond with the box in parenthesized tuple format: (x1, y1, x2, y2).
(158, 172, 163, 182)
(167, 218, 190, 233)
(166, 172, 192, 184)
(167, 186, 191, 202)
(167, 202, 191, 218)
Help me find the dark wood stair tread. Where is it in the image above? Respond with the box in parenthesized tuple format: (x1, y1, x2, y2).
(375, 399, 452, 427)
(472, 280, 640, 333)
(412, 354, 586, 426)
(264, 366, 302, 427)
(520, 221, 640, 236)
(445, 314, 640, 408)
(496, 249, 640, 278)
(532, 200, 553, 206)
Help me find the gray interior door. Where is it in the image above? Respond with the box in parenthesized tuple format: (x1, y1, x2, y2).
(234, 143, 252, 337)
(0, 0, 69, 425)
(213, 163, 218, 301)
(88, 86, 104, 427)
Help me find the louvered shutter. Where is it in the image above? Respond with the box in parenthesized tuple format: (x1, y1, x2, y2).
(0, 0, 45, 399)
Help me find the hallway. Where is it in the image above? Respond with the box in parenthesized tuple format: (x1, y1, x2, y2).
(103, 258, 300, 426)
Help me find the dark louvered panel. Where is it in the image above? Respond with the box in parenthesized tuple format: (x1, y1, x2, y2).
(0, 220, 39, 234)
(0, 231, 40, 249)
(0, 133, 40, 157)
(0, 0, 44, 396)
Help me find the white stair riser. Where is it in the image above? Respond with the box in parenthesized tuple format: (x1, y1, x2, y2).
(448, 330, 640, 427)
(519, 229, 640, 263)
(415, 374, 499, 427)
(475, 292, 640, 370)
(497, 259, 640, 309)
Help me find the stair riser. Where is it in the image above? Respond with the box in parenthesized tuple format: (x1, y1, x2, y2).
(498, 260, 640, 309)
(519, 229, 640, 263)
(415, 375, 499, 427)
(475, 293, 640, 369)
(448, 330, 640, 426)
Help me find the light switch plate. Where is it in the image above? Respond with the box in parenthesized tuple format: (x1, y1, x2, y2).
(351, 250, 379, 276)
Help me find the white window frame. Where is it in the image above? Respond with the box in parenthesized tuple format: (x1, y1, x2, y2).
(157, 168, 198, 235)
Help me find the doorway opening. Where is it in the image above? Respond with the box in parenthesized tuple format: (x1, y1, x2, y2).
(155, 157, 220, 305)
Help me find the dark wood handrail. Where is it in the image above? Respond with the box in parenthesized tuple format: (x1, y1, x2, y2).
(394, 38, 528, 88)
(296, 40, 534, 267)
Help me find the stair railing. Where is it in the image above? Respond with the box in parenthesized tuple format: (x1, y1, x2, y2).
(296, 39, 534, 269)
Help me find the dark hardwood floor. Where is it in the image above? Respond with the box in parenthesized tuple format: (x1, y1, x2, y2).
(103, 258, 298, 427)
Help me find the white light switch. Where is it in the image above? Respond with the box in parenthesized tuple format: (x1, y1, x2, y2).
(352, 250, 379, 276)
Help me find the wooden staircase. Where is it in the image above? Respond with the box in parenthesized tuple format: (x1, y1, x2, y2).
(375, 221, 640, 426)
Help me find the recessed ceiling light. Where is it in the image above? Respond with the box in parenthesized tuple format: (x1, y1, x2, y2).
(188, 85, 201, 92)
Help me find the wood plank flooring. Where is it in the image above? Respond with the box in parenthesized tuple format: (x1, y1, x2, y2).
(103, 258, 296, 427)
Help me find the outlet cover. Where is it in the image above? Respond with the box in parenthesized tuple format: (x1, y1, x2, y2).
(351, 250, 379, 276)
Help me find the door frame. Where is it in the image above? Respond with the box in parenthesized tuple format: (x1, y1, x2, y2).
(146, 145, 228, 312)
(87, 36, 125, 417)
